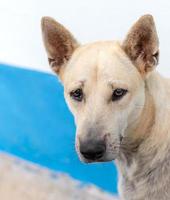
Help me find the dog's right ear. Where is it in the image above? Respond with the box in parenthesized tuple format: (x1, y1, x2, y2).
(41, 17, 79, 77)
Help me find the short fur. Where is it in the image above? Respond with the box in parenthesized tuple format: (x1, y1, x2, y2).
(41, 15, 170, 200)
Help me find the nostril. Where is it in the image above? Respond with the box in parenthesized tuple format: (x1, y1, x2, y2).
(80, 144, 106, 160)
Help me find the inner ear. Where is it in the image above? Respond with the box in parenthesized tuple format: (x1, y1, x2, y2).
(41, 17, 79, 75)
(122, 15, 159, 75)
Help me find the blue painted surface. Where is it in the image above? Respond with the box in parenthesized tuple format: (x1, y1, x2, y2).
(0, 63, 118, 194)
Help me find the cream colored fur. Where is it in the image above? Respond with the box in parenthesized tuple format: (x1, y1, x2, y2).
(41, 15, 170, 200)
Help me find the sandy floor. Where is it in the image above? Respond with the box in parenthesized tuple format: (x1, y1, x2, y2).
(0, 153, 118, 200)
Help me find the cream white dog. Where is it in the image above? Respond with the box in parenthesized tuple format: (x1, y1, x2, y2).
(41, 15, 170, 200)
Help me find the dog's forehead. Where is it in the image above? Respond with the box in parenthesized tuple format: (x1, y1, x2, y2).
(64, 41, 141, 88)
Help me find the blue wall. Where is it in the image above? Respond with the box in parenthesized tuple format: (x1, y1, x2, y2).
(0, 63, 118, 194)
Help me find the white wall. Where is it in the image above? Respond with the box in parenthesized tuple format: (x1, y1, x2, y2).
(0, 0, 170, 76)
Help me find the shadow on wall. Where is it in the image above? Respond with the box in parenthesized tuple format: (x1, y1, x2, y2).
(0, 63, 118, 194)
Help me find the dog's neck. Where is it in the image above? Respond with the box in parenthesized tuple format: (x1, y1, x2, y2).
(116, 72, 170, 200)
(128, 82, 155, 142)
(118, 78, 155, 162)
(117, 71, 170, 169)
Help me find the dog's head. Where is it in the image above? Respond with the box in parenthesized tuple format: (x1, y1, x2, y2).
(41, 15, 159, 163)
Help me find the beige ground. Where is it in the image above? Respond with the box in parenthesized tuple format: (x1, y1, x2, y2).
(0, 153, 118, 200)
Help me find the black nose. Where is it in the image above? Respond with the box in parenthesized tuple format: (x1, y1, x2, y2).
(80, 141, 106, 160)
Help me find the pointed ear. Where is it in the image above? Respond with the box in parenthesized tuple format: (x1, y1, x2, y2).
(122, 15, 159, 75)
(41, 17, 79, 76)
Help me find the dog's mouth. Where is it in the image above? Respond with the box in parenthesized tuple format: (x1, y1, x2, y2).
(79, 153, 117, 163)
(83, 157, 115, 164)
(76, 147, 119, 164)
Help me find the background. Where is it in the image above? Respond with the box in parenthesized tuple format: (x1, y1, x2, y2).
(0, 0, 169, 199)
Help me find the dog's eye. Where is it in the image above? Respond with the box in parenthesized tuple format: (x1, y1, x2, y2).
(112, 88, 128, 101)
(70, 89, 83, 102)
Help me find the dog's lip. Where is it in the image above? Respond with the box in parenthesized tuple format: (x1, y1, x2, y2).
(80, 157, 115, 164)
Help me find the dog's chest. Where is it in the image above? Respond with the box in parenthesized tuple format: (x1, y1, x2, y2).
(117, 149, 170, 200)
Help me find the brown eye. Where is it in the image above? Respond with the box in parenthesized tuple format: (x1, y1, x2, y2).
(112, 88, 128, 101)
(70, 89, 83, 102)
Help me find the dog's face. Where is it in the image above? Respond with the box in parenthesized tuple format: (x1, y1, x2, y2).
(62, 42, 146, 162)
(41, 15, 159, 163)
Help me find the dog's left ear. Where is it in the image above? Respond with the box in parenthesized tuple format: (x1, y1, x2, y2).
(122, 15, 159, 75)
(41, 17, 79, 77)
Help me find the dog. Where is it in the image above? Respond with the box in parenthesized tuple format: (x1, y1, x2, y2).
(41, 15, 170, 200)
